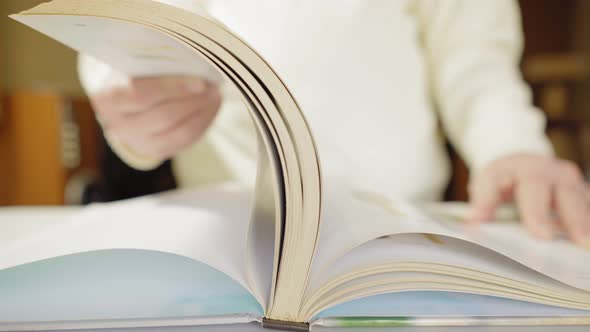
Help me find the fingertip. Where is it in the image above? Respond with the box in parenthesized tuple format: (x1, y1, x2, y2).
(534, 225, 555, 241)
(528, 221, 556, 241)
(571, 233, 590, 250)
(466, 205, 495, 224)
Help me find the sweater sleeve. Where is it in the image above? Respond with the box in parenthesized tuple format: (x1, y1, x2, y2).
(416, 0, 554, 173)
(77, 0, 210, 171)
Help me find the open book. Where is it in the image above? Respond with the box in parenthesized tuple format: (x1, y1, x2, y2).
(5, 0, 590, 330)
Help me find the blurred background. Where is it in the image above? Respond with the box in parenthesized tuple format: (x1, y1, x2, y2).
(1, 0, 590, 206)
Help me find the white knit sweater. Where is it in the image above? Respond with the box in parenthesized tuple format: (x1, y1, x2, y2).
(79, 0, 552, 200)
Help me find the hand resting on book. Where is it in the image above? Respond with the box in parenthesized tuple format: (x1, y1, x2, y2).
(468, 153, 590, 249)
(90, 75, 222, 160)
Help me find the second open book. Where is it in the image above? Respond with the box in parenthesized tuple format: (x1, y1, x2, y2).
(5, 0, 590, 330)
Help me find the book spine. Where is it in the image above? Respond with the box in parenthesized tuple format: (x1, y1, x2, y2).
(262, 318, 309, 332)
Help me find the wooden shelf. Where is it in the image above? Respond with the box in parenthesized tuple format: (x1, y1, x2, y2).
(0, 91, 99, 205)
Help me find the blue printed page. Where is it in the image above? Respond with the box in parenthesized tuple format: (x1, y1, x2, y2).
(0, 249, 263, 323)
(315, 291, 590, 319)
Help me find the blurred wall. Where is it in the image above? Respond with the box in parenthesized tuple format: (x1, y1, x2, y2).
(0, 0, 84, 95)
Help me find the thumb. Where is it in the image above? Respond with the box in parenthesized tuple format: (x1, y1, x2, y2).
(467, 170, 514, 224)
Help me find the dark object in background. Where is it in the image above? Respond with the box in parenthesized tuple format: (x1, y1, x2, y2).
(82, 133, 177, 204)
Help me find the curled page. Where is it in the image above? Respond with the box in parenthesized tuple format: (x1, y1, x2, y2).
(11, 0, 323, 321)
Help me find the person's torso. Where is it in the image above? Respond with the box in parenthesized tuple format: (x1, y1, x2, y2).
(174, 0, 450, 200)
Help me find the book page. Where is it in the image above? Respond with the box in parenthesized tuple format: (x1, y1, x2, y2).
(311, 180, 458, 275)
(0, 185, 257, 298)
(308, 234, 574, 296)
(305, 234, 586, 305)
(314, 291, 590, 319)
(420, 203, 590, 292)
(0, 249, 262, 323)
(13, 0, 323, 321)
(10, 10, 283, 311)
(311, 181, 590, 295)
(245, 133, 283, 310)
(0, 208, 79, 248)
